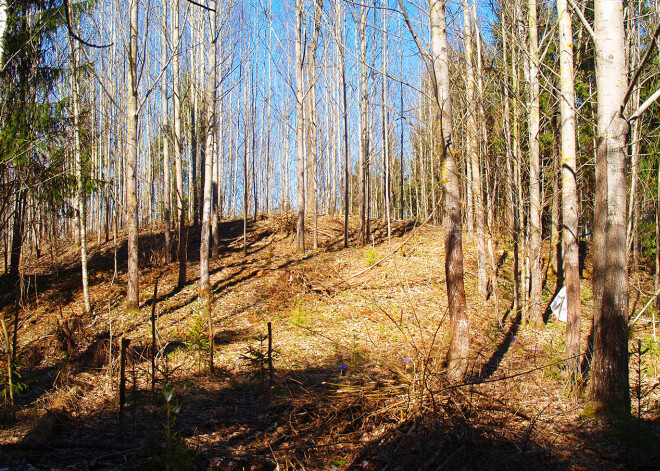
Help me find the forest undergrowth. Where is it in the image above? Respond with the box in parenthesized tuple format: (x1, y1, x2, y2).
(0, 214, 659, 470)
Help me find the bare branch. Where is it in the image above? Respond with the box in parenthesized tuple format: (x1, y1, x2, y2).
(566, 0, 595, 42)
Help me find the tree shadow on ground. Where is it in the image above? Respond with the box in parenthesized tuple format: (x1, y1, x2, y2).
(476, 309, 522, 381)
(5, 311, 595, 469)
(1, 354, 587, 471)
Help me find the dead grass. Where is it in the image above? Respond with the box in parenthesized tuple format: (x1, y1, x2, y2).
(0, 214, 658, 470)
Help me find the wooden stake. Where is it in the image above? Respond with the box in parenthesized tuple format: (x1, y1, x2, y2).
(151, 276, 159, 392)
(267, 321, 273, 387)
(118, 337, 130, 441)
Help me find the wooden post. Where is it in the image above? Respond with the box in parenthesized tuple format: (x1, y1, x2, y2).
(151, 277, 159, 392)
(208, 297, 214, 375)
(267, 321, 273, 387)
(119, 337, 130, 440)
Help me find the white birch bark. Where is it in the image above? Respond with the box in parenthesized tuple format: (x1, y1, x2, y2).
(528, 0, 543, 328)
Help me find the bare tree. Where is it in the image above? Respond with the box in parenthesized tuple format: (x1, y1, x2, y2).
(527, 0, 543, 328)
(358, 3, 368, 246)
(200, 0, 218, 374)
(295, 0, 305, 251)
(67, 3, 92, 315)
(399, 0, 470, 380)
(125, 0, 140, 313)
(173, 0, 187, 288)
(161, 4, 172, 265)
(463, 0, 487, 299)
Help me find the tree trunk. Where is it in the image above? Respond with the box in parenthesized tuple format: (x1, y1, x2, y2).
(527, 0, 543, 328)
(173, 0, 187, 288)
(428, 0, 469, 381)
(558, 0, 581, 380)
(125, 0, 140, 313)
(308, 0, 322, 250)
(463, 0, 487, 299)
(161, 6, 172, 265)
(358, 4, 368, 246)
(382, 7, 391, 240)
(68, 9, 92, 315)
(0, 0, 7, 69)
(295, 0, 305, 251)
(200, 0, 217, 374)
(591, 0, 630, 417)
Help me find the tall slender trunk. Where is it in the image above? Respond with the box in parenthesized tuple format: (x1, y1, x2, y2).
(125, 0, 140, 313)
(212, 20, 223, 260)
(339, 1, 349, 247)
(295, 0, 306, 251)
(592, 0, 630, 417)
(308, 0, 322, 249)
(527, 0, 543, 328)
(358, 4, 368, 246)
(161, 7, 171, 265)
(502, 9, 520, 312)
(200, 0, 218, 374)
(558, 0, 581, 379)
(173, 0, 187, 288)
(464, 0, 487, 298)
(425, 0, 469, 380)
(68, 8, 92, 315)
(382, 7, 391, 240)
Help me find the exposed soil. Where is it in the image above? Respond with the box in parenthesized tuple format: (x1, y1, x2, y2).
(0, 214, 658, 470)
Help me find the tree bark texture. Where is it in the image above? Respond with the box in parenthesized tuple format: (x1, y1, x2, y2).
(430, 0, 469, 381)
(126, 0, 140, 313)
(558, 0, 581, 379)
(592, 0, 630, 417)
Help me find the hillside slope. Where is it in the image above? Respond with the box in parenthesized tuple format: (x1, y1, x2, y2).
(0, 214, 658, 470)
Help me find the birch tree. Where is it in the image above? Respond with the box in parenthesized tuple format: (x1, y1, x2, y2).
(527, 0, 543, 328)
(67, 3, 92, 315)
(0, 0, 7, 68)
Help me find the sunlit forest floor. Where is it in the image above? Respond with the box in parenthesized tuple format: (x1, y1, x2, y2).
(0, 214, 659, 470)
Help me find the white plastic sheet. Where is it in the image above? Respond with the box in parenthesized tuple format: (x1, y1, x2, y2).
(550, 286, 567, 322)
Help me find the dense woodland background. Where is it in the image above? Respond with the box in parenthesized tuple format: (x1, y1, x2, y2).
(1, 0, 660, 468)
